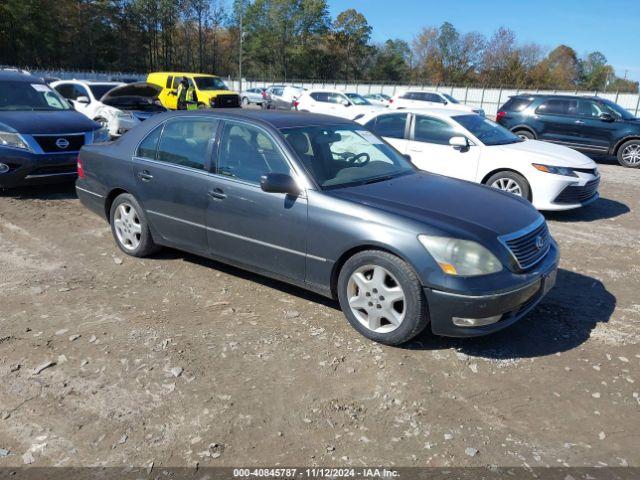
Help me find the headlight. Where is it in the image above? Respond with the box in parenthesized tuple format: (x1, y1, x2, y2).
(418, 235, 503, 276)
(532, 163, 578, 177)
(92, 127, 110, 143)
(0, 131, 30, 150)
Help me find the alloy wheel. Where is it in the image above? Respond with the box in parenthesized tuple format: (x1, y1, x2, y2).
(113, 203, 142, 251)
(622, 144, 640, 165)
(491, 177, 523, 196)
(346, 264, 406, 333)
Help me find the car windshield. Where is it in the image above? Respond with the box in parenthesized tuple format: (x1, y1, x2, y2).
(282, 125, 415, 189)
(194, 76, 228, 91)
(0, 81, 71, 111)
(89, 84, 118, 99)
(346, 93, 371, 105)
(453, 114, 522, 146)
(598, 99, 636, 120)
(442, 94, 460, 104)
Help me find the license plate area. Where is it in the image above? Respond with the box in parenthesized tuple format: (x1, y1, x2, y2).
(543, 268, 558, 295)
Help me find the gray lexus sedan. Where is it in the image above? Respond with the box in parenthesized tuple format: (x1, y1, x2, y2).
(76, 110, 559, 345)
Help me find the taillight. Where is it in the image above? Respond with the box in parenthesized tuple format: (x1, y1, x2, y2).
(293, 100, 299, 109)
(389, 98, 394, 103)
(77, 156, 85, 178)
(496, 110, 506, 121)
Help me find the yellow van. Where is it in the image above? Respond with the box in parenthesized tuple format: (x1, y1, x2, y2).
(146, 72, 240, 110)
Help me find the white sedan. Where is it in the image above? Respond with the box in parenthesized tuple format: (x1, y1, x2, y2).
(51, 80, 139, 138)
(295, 90, 384, 120)
(358, 108, 600, 211)
(390, 90, 485, 116)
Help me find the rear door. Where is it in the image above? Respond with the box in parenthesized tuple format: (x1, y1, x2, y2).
(533, 99, 580, 145)
(406, 114, 480, 181)
(132, 117, 219, 253)
(364, 112, 410, 153)
(205, 120, 308, 282)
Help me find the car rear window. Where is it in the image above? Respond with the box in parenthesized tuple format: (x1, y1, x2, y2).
(501, 97, 533, 112)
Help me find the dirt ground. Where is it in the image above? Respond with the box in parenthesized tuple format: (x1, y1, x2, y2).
(0, 157, 638, 470)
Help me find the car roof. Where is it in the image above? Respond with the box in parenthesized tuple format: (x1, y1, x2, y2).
(511, 93, 603, 101)
(0, 71, 44, 83)
(360, 107, 475, 122)
(153, 109, 355, 129)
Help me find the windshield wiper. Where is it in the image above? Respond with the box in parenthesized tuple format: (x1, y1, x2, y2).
(362, 174, 397, 185)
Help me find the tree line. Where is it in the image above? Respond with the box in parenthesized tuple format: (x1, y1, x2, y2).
(0, 0, 637, 93)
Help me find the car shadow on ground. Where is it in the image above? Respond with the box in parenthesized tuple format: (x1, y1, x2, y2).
(0, 182, 77, 200)
(159, 250, 614, 360)
(544, 197, 630, 223)
(405, 269, 615, 359)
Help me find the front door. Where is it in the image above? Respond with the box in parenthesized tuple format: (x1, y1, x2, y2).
(406, 114, 480, 181)
(573, 99, 621, 152)
(132, 117, 219, 253)
(205, 120, 308, 282)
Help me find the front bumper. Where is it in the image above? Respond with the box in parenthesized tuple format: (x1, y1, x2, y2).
(0, 148, 78, 188)
(424, 246, 559, 337)
(531, 171, 600, 211)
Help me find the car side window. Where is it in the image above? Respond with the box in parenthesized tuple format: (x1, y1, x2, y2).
(368, 113, 408, 140)
(311, 92, 329, 102)
(54, 84, 74, 99)
(328, 93, 346, 104)
(165, 76, 173, 89)
(414, 115, 458, 145)
(217, 122, 291, 184)
(72, 84, 89, 100)
(156, 118, 218, 170)
(136, 125, 163, 159)
(536, 99, 576, 116)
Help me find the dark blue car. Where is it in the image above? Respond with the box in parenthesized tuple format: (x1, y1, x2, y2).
(497, 94, 640, 168)
(0, 71, 108, 188)
(76, 110, 559, 345)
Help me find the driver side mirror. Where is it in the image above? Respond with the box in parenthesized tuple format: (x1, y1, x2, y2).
(76, 96, 90, 104)
(342, 99, 351, 107)
(599, 112, 615, 122)
(260, 173, 300, 196)
(449, 136, 469, 150)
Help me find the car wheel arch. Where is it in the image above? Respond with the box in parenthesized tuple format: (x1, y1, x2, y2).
(104, 188, 130, 220)
(511, 126, 537, 139)
(612, 135, 640, 156)
(481, 168, 532, 201)
(330, 244, 414, 299)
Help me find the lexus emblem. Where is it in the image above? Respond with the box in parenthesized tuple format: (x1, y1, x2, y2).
(535, 235, 545, 250)
(55, 138, 70, 149)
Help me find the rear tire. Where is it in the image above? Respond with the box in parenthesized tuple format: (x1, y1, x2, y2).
(514, 129, 535, 140)
(337, 250, 429, 346)
(617, 139, 640, 168)
(109, 193, 159, 257)
(241, 97, 249, 106)
(485, 171, 531, 200)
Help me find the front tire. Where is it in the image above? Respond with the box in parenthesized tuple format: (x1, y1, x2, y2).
(241, 97, 249, 107)
(109, 193, 159, 257)
(337, 250, 429, 345)
(486, 171, 531, 200)
(617, 140, 640, 168)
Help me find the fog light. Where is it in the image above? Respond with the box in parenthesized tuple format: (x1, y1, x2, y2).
(453, 315, 502, 327)
(0, 163, 9, 174)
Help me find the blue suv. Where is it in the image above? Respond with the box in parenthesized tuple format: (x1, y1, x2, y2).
(496, 94, 640, 168)
(0, 71, 108, 188)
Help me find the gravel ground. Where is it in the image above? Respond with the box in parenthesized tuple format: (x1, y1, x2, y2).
(0, 158, 638, 470)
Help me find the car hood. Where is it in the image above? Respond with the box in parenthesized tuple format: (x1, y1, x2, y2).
(328, 171, 541, 238)
(0, 110, 98, 134)
(492, 139, 596, 168)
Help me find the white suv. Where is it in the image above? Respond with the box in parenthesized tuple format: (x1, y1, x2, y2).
(51, 80, 139, 137)
(295, 90, 384, 120)
(390, 90, 484, 116)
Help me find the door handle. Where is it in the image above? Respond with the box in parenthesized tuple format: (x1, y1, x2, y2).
(575, 120, 585, 125)
(208, 188, 226, 200)
(137, 170, 153, 181)
(409, 148, 423, 153)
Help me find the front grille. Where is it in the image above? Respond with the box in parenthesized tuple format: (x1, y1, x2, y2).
(212, 94, 240, 108)
(33, 134, 85, 153)
(554, 178, 600, 204)
(499, 218, 551, 270)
